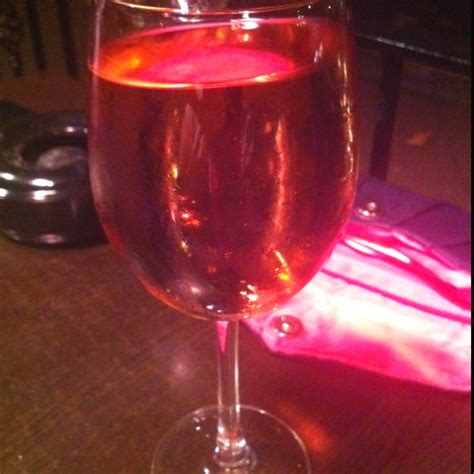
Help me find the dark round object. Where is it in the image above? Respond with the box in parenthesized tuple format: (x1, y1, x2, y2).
(0, 111, 104, 246)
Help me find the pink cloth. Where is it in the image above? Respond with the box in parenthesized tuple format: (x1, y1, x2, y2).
(246, 222, 471, 392)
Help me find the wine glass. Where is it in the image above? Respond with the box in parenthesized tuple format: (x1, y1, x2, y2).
(89, 0, 357, 471)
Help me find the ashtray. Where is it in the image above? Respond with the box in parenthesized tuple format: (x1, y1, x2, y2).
(0, 111, 104, 246)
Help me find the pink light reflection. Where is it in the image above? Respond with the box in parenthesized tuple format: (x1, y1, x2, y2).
(246, 223, 471, 392)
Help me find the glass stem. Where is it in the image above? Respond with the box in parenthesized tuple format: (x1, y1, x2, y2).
(214, 320, 252, 470)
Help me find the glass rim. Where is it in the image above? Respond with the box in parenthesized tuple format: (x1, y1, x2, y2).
(107, 0, 321, 16)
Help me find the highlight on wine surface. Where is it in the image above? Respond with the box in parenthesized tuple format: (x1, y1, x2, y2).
(89, 2, 357, 321)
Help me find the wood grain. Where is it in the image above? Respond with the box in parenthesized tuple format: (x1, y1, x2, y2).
(0, 235, 470, 473)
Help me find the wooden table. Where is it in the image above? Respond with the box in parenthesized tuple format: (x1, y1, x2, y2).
(0, 232, 470, 473)
(0, 73, 87, 115)
(0, 70, 471, 473)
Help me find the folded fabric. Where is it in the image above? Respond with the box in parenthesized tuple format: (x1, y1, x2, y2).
(246, 178, 471, 392)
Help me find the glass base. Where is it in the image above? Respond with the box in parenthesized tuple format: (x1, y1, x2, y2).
(152, 405, 311, 473)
